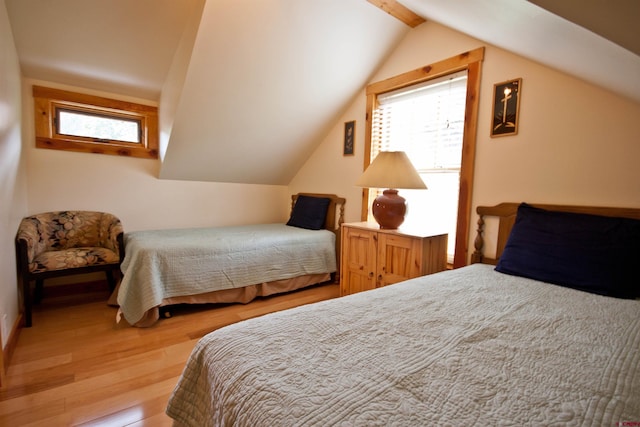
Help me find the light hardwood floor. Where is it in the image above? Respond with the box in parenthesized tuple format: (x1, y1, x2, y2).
(0, 281, 339, 426)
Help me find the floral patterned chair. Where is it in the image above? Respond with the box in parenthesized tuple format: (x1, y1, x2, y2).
(15, 211, 124, 327)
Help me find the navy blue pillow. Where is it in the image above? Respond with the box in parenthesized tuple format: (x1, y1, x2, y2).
(286, 195, 331, 230)
(495, 203, 640, 299)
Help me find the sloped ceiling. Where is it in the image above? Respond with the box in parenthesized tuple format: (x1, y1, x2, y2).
(6, 0, 640, 185)
(527, 0, 640, 56)
(159, 0, 408, 184)
(5, 0, 202, 100)
(399, 0, 640, 106)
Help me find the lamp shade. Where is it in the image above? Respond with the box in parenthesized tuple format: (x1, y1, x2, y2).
(355, 151, 427, 190)
(356, 151, 427, 229)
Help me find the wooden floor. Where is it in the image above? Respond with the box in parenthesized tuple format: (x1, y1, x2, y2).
(0, 281, 340, 426)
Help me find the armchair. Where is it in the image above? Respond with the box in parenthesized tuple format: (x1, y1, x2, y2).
(15, 211, 124, 327)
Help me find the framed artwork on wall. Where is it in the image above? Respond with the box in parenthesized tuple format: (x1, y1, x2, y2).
(343, 120, 355, 155)
(491, 78, 522, 138)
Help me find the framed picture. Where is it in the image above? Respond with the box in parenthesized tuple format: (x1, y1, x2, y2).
(343, 120, 355, 155)
(491, 78, 522, 138)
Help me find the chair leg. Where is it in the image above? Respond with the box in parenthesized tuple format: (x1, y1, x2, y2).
(105, 270, 117, 292)
(34, 279, 44, 304)
(23, 279, 32, 328)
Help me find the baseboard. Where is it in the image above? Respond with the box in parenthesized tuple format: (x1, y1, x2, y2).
(0, 312, 22, 389)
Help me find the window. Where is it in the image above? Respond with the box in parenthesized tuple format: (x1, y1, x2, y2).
(364, 48, 484, 268)
(370, 71, 468, 264)
(33, 86, 159, 159)
(57, 108, 141, 143)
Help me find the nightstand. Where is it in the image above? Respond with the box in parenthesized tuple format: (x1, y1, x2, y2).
(340, 222, 447, 296)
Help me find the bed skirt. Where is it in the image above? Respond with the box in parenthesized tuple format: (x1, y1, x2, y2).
(110, 272, 331, 327)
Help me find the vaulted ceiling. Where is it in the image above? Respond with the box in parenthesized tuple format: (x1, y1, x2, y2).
(5, 0, 639, 185)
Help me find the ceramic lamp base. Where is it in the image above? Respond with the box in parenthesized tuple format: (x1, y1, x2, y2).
(372, 189, 407, 229)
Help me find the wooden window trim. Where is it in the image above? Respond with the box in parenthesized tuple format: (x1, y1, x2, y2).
(363, 47, 484, 268)
(33, 85, 159, 159)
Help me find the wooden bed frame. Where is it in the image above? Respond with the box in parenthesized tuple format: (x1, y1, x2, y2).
(471, 202, 640, 265)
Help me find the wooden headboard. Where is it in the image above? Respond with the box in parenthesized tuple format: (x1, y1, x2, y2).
(471, 202, 640, 265)
(290, 193, 346, 232)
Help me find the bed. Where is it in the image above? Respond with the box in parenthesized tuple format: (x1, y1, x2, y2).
(115, 193, 346, 327)
(166, 202, 640, 426)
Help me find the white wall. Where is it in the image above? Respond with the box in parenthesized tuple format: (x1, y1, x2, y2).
(0, 0, 27, 348)
(22, 79, 291, 232)
(158, 0, 205, 161)
(290, 21, 640, 260)
(289, 91, 367, 224)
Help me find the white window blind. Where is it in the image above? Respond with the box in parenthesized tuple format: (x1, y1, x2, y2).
(369, 71, 468, 262)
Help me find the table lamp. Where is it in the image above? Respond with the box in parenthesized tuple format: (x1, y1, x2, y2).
(356, 151, 427, 229)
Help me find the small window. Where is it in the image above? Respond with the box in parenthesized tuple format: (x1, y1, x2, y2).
(57, 108, 141, 143)
(33, 86, 159, 159)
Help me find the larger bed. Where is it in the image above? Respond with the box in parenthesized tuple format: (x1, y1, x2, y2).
(116, 193, 345, 327)
(166, 202, 640, 426)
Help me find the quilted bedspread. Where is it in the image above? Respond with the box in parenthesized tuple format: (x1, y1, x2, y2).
(117, 224, 336, 325)
(167, 264, 640, 426)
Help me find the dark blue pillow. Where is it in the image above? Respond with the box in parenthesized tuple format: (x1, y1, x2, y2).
(495, 203, 640, 299)
(286, 195, 331, 230)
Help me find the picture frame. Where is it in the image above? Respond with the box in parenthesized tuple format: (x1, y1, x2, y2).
(343, 120, 355, 155)
(491, 78, 522, 138)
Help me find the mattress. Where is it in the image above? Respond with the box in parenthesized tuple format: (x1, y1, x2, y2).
(166, 263, 640, 426)
(117, 223, 336, 325)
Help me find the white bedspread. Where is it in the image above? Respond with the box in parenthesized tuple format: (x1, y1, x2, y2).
(167, 264, 640, 426)
(117, 224, 336, 325)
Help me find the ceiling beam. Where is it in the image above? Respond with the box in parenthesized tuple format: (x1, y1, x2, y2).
(367, 0, 426, 28)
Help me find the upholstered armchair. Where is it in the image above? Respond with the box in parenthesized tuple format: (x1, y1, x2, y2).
(15, 211, 125, 327)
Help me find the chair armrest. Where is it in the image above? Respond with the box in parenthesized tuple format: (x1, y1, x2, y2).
(16, 218, 45, 264)
(99, 213, 124, 260)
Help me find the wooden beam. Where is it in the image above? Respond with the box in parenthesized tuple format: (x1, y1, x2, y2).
(367, 0, 426, 28)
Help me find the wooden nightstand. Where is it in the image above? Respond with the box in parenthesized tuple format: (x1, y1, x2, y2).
(340, 222, 448, 296)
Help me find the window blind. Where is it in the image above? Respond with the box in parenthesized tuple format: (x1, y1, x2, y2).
(370, 70, 468, 170)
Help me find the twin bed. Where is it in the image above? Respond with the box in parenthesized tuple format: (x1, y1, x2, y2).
(165, 201, 640, 426)
(115, 193, 345, 327)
